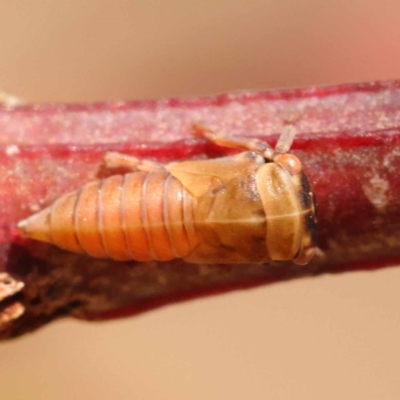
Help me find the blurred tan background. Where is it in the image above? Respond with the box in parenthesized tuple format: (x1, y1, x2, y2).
(2, 1, 400, 399)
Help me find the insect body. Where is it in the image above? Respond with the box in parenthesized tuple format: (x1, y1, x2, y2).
(18, 125, 317, 265)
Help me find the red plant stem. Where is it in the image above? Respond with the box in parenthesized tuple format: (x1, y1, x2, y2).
(1, 80, 400, 339)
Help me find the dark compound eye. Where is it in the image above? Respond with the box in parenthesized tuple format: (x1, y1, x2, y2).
(298, 173, 312, 209)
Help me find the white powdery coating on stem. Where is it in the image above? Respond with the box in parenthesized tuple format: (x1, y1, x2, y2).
(362, 173, 389, 212)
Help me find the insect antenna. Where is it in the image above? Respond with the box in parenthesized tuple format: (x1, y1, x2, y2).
(274, 120, 297, 155)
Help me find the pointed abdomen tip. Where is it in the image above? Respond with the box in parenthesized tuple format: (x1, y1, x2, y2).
(17, 208, 53, 244)
(17, 218, 28, 235)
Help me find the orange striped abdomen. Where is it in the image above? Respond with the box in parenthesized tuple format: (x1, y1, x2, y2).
(19, 171, 200, 261)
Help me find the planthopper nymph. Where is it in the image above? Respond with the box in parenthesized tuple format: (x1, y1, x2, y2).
(18, 125, 317, 265)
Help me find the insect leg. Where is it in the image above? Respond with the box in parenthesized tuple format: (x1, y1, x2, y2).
(226, 151, 265, 164)
(193, 124, 274, 160)
(274, 119, 298, 155)
(103, 152, 165, 172)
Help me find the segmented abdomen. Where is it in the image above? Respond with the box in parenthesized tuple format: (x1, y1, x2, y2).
(21, 171, 200, 261)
